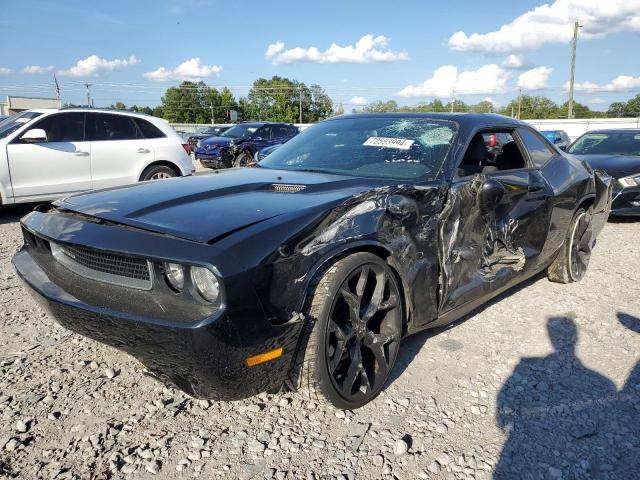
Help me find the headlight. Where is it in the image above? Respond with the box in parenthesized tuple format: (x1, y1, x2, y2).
(619, 174, 640, 188)
(191, 267, 221, 303)
(206, 144, 217, 150)
(163, 262, 184, 291)
(196, 140, 202, 148)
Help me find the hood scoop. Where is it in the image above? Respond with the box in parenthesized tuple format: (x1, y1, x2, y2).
(271, 183, 306, 193)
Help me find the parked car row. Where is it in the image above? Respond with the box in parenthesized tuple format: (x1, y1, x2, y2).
(0, 108, 193, 205)
(194, 122, 298, 168)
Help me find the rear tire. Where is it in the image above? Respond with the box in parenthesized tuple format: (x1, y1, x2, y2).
(293, 253, 403, 409)
(140, 165, 178, 181)
(547, 207, 593, 283)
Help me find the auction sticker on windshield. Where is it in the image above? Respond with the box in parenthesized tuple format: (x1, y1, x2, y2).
(363, 137, 415, 150)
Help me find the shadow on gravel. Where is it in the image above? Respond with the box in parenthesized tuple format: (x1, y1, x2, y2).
(494, 313, 640, 480)
(0, 203, 40, 225)
(388, 273, 545, 387)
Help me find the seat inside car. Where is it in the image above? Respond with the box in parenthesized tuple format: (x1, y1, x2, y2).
(458, 134, 498, 176)
(494, 141, 526, 170)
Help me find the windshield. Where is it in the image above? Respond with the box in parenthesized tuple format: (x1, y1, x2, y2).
(568, 132, 640, 156)
(0, 111, 43, 139)
(195, 126, 216, 135)
(220, 124, 258, 139)
(259, 117, 457, 180)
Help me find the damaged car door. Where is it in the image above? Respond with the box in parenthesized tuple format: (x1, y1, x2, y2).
(437, 130, 554, 314)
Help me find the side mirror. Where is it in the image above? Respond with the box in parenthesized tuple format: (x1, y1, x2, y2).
(558, 145, 567, 151)
(478, 178, 505, 215)
(21, 128, 47, 143)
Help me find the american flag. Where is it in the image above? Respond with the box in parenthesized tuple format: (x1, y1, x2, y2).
(54, 74, 60, 100)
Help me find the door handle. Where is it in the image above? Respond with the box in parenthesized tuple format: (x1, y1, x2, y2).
(74, 151, 90, 157)
(137, 148, 151, 154)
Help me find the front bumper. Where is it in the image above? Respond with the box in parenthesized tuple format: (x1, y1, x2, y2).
(195, 146, 235, 168)
(610, 185, 640, 216)
(12, 214, 304, 401)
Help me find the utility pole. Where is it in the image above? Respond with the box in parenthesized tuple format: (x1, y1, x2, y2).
(568, 21, 582, 119)
(84, 82, 92, 107)
(517, 87, 523, 119)
(450, 88, 455, 113)
(210, 102, 215, 124)
(299, 86, 303, 124)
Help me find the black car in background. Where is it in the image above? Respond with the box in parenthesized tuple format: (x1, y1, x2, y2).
(541, 130, 571, 150)
(13, 113, 612, 409)
(186, 125, 232, 151)
(568, 129, 640, 215)
(195, 122, 298, 168)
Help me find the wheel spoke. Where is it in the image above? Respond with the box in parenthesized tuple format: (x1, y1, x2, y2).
(340, 346, 362, 396)
(327, 321, 352, 374)
(340, 286, 361, 321)
(355, 266, 370, 297)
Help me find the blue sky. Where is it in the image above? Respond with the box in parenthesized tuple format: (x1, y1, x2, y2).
(1, 0, 639, 110)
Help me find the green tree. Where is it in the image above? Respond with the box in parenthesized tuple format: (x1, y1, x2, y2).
(161, 81, 203, 123)
(556, 101, 595, 119)
(471, 100, 495, 113)
(242, 76, 332, 123)
(499, 95, 558, 119)
(362, 100, 399, 112)
(608, 94, 640, 117)
(110, 101, 127, 110)
(334, 103, 345, 116)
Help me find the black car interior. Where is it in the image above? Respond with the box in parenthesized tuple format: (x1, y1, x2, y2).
(458, 131, 526, 176)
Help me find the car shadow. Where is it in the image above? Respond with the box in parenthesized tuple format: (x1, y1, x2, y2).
(608, 215, 639, 224)
(0, 203, 39, 226)
(386, 272, 545, 388)
(494, 312, 640, 479)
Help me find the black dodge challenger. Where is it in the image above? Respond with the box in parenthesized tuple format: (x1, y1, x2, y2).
(13, 113, 613, 409)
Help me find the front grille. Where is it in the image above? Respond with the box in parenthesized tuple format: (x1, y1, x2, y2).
(272, 184, 306, 193)
(51, 242, 152, 290)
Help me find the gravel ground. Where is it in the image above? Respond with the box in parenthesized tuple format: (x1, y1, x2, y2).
(0, 206, 638, 480)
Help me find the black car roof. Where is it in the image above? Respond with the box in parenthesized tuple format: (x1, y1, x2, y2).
(329, 112, 524, 127)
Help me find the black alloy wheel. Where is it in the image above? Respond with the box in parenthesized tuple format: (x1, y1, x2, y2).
(296, 253, 403, 409)
(325, 263, 402, 402)
(568, 210, 592, 281)
(233, 152, 252, 167)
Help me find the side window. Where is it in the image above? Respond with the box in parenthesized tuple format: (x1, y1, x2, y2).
(517, 128, 555, 167)
(135, 118, 165, 139)
(274, 125, 289, 138)
(88, 113, 138, 141)
(31, 113, 85, 142)
(256, 126, 273, 139)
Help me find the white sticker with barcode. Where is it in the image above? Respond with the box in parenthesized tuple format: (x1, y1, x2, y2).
(363, 137, 414, 150)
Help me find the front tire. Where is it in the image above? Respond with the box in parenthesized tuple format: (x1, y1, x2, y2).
(140, 165, 177, 181)
(547, 207, 593, 283)
(295, 253, 403, 409)
(233, 152, 252, 167)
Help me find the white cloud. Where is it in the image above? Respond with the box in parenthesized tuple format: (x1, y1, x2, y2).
(448, 0, 640, 53)
(144, 58, 223, 82)
(590, 98, 606, 104)
(517, 66, 553, 90)
(58, 55, 139, 76)
(482, 96, 496, 105)
(22, 65, 55, 74)
(0, 67, 12, 75)
(265, 34, 409, 65)
(397, 64, 510, 98)
(502, 54, 530, 69)
(567, 74, 640, 92)
(349, 96, 368, 106)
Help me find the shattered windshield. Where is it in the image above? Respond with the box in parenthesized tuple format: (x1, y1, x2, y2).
(0, 111, 43, 139)
(259, 117, 457, 180)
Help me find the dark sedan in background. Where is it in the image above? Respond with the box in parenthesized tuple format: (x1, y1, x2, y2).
(13, 113, 611, 409)
(195, 122, 298, 168)
(568, 129, 640, 215)
(186, 125, 231, 151)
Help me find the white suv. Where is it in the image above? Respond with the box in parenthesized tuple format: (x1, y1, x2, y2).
(0, 108, 194, 205)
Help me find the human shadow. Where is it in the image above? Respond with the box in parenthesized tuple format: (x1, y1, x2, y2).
(494, 315, 640, 479)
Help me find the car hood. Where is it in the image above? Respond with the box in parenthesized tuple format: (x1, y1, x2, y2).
(54, 168, 384, 244)
(576, 154, 640, 178)
(200, 136, 236, 146)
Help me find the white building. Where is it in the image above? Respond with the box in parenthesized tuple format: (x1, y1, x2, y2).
(1, 96, 61, 115)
